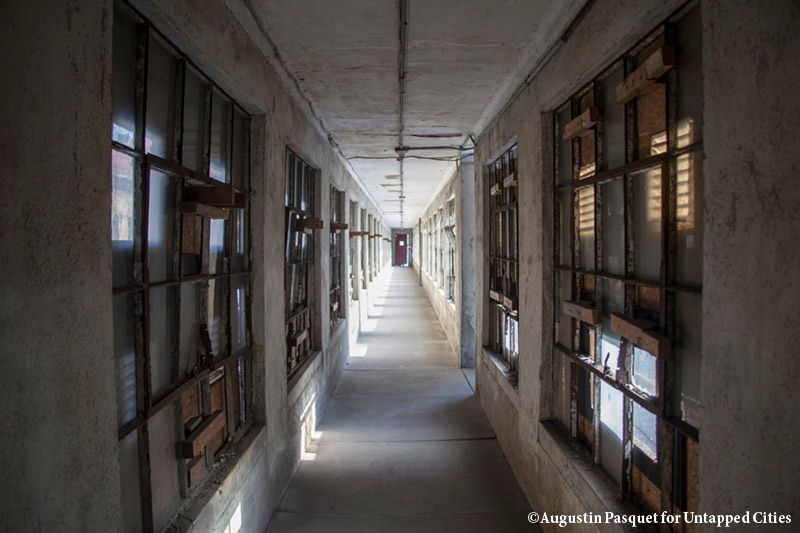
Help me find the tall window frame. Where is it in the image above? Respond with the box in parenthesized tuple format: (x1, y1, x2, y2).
(329, 187, 346, 330)
(487, 144, 519, 379)
(285, 149, 317, 378)
(348, 200, 359, 301)
(445, 196, 457, 303)
(111, 3, 253, 531)
(551, 3, 702, 515)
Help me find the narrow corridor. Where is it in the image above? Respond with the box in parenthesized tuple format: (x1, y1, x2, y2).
(267, 267, 532, 532)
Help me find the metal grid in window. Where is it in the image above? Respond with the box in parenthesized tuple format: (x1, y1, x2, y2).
(348, 200, 359, 301)
(552, 3, 702, 516)
(285, 149, 317, 377)
(330, 187, 346, 329)
(488, 145, 519, 378)
(111, 3, 252, 530)
(445, 197, 456, 303)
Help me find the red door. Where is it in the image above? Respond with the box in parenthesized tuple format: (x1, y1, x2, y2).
(394, 233, 407, 266)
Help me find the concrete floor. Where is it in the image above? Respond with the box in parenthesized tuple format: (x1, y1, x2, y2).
(267, 267, 533, 532)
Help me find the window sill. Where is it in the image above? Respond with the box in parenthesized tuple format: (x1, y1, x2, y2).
(538, 421, 638, 531)
(176, 423, 267, 530)
(287, 349, 322, 405)
(480, 347, 520, 411)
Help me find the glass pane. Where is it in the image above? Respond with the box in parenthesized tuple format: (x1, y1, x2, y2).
(675, 292, 702, 426)
(145, 36, 177, 158)
(208, 279, 225, 356)
(209, 90, 231, 182)
(148, 170, 176, 282)
(601, 179, 624, 275)
(600, 278, 624, 373)
(632, 346, 657, 396)
(677, 5, 703, 148)
(179, 282, 201, 380)
(576, 187, 595, 270)
(633, 167, 662, 280)
(149, 286, 177, 397)
(209, 218, 225, 274)
(119, 430, 143, 533)
(230, 208, 247, 272)
(633, 403, 658, 461)
(148, 405, 181, 532)
(112, 151, 136, 287)
(112, 8, 137, 147)
(113, 294, 137, 425)
(232, 109, 248, 190)
(231, 276, 248, 352)
(676, 153, 703, 285)
(182, 68, 207, 172)
(557, 271, 573, 347)
(599, 381, 623, 484)
(600, 65, 625, 169)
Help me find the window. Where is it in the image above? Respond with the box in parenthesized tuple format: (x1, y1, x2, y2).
(437, 206, 445, 286)
(552, 5, 702, 515)
(349, 200, 359, 301)
(111, 4, 252, 531)
(329, 187, 346, 329)
(360, 209, 367, 289)
(487, 145, 519, 379)
(445, 197, 456, 303)
(285, 149, 317, 377)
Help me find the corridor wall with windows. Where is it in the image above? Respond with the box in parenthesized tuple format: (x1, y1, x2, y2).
(472, 0, 800, 525)
(0, 1, 391, 531)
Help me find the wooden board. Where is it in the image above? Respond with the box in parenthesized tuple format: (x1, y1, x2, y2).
(349, 230, 368, 237)
(490, 183, 502, 196)
(562, 107, 600, 140)
(330, 222, 349, 231)
(181, 215, 202, 255)
(298, 217, 323, 230)
(180, 410, 224, 458)
(183, 185, 236, 207)
(179, 201, 229, 220)
(562, 300, 602, 325)
(610, 312, 671, 358)
(503, 295, 517, 311)
(489, 290, 502, 303)
(616, 46, 675, 104)
(289, 328, 308, 348)
(503, 174, 517, 188)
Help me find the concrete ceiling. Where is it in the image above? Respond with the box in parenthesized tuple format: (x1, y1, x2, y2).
(245, 0, 585, 227)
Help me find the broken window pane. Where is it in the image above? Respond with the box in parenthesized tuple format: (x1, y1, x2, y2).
(112, 151, 136, 287)
(147, 170, 176, 282)
(145, 36, 177, 158)
(209, 90, 231, 183)
(600, 278, 624, 374)
(675, 292, 702, 426)
(599, 381, 623, 484)
(632, 347, 657, 396)
(113, 293, 137, 425)
(112, 8, 137, 147)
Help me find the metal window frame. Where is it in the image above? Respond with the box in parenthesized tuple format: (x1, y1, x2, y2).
(329, 187, 345, 329)
(285, 148, 317, 378)
(111, 3, 253, 530)
(487, 144, 519, 376)
(551, 3, 701, 515)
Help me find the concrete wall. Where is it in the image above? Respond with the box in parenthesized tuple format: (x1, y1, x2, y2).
(0, 1, 122, 531)
(414, 168, 460, 363)
(471, 0, 800, 530)
(0, 0, 390, 531)
(699, 0, 800, 520)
